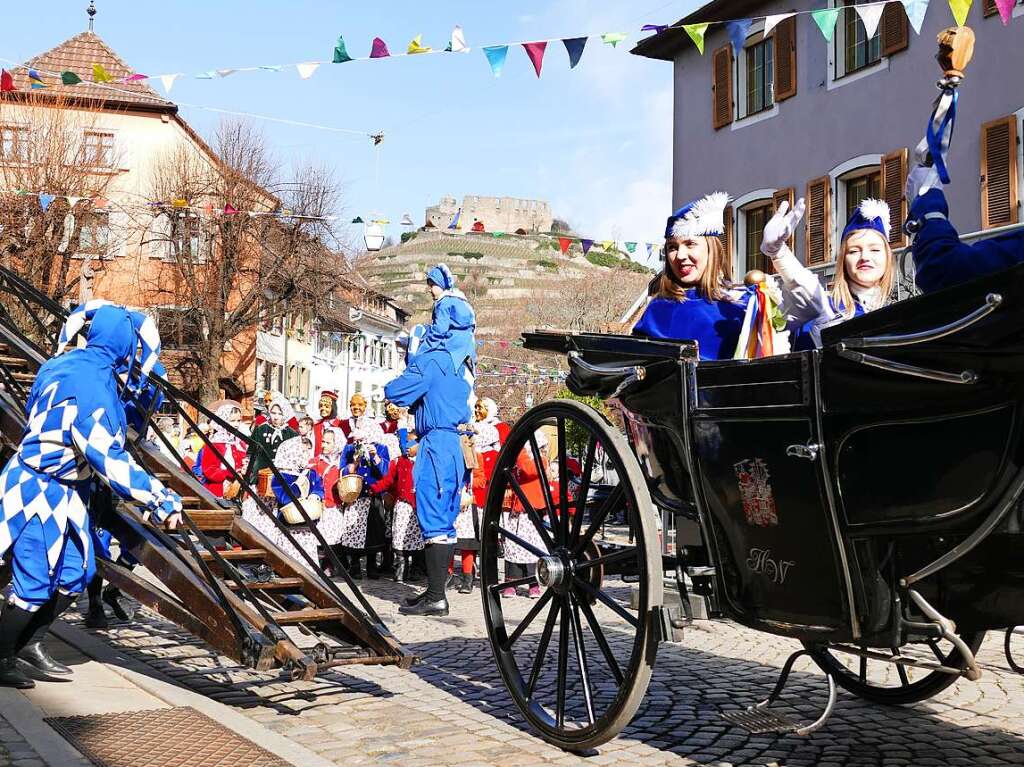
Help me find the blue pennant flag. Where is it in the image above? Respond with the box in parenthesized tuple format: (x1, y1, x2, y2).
(483, 45, 509, 78)
(726, 19, 753, 55)
(562, 37, 587, 69)
(38, 193, 55, 212)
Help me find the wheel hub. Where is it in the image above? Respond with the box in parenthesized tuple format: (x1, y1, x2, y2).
(536, 555, 567, 590)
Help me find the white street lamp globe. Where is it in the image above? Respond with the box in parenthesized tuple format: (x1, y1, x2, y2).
(364, 222, 386, 251)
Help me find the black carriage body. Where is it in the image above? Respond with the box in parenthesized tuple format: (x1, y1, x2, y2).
(527, 264, 1024, 648)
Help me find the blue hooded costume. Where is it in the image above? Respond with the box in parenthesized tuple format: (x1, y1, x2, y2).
(910, 188, 1024, 293)
(385, 342, 471, 542)
(420, 264, 477, 375)
(0, 303, 181, 610)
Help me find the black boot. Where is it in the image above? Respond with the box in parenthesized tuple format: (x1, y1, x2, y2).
(17, 592, 75, 676)
(84, 577, 108, 629)
(347, 550, 363, 580)
(400, 543, 450, 616)
(102, 587, 134, 622)
(366, 550, 380, 580)
(380, 547, 395, 574)
(393, 554, 406, 583)
(0, 604, 36, 689)
(458, 572, 474, 595)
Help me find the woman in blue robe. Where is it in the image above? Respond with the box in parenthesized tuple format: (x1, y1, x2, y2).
(632, 193, 748, 360)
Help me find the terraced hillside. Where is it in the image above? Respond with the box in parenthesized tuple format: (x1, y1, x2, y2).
(360, 230, 652, 333)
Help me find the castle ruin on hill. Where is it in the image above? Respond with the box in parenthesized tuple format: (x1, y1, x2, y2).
(425, 195, 553, 234)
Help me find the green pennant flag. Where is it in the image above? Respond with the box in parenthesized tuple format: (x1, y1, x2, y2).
(61, 71, 82, 85)
(811, 8, 841, 41)
(351, 216, 364, 224)
(682, 23, 710, 54)
(601, 32, 627, 47)
(492, 231, 505, 238)
(625, 241, 637, 254)
(333, 35, 353, 63)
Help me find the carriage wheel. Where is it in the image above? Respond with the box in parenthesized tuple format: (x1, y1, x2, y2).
(806, 630, 986, 704)
(480, 400, 663, 752)
(1006, 627, 1024, 674)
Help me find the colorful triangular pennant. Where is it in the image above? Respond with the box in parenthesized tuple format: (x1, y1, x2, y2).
(158, 74, 180, 94)
(370, 37, 391, 58)
(726, 20, 753, 54)
(948, 0, 972, 25)
(38, 193, 55, 212)
(333, 35, 353, 63)
(601, 32, 628, 47)
(0, 70, 14, 92)
(812, 8, 841, 41)
(296, 62, 320, 79)
(224, 204, 239, 215)
(408, 35, 432, 55)
(483, 45, 509, 77)
(28, 69, 47, 89)
(995, 0, 1015, 23)
(92, 63, 113, 83)
(855, 4, 885, 39)
(683, 23, 710, 54)
(61, 71, 82, 85)
(625, 242, 637, 254)
(581, 238, 594, 255)
(449, 25, 469, 53)
(641, 24, 669, 35)
(902, 0, 931, 33)
(522, 42, 547, 77)
(562, 37, 587, 69)
(763, 13, 795, 36)
(558, 237, 572, 255)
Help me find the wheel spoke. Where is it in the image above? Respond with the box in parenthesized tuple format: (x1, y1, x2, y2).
(556, 593, 570, 728)
(505, 470, 555, 551)
(496, 525, 549, 560)
(577, 592, 624, 684)
(489, 575, 536, 594)
(926, 638, 947, 664)
(570, 434, 597, 545)
(529, 432, 559, 544)
(527, 600, 560, 700)
(556, 416, 570, 545)
(573, 546, 636, 573)
(892, 648, 910, 686)
(503, 589, 554, 649)
(859, 653, 867, 684)
(574, 484, 624, 556)
(572, 575, 639, 628)
(569, 594, 595, 725)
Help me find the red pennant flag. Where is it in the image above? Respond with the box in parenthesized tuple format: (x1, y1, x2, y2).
(558, 237, 572, 255)
(522, 41, 547, 78)
(0, 70, 15, 92)
(224, 204, 239, 215)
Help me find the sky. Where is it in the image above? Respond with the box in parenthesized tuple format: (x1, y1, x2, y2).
(0, 1, 701, 264)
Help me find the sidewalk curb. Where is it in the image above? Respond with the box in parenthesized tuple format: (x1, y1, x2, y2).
(51, 619, 336, 767)
(0, 687, 91, 767)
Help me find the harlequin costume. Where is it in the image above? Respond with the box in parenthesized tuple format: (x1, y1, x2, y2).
(312, 390, 341, 456)
(0, 301, 182, 688)
(386, 320, 473, 617)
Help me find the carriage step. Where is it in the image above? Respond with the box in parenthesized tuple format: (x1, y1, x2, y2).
(199, 548, 266, 561)
(721, 707, 803, 735)
(226, 577, 304, 591)
(187, 510, 237, 531)
(274, 608, 347, 625)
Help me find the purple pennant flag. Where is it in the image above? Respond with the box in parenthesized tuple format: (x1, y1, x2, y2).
(726, 19, 752, 55)
(370, 37, 390, 58)
(581, 238, 594, 256)
(641, 24, 668, 35)
(562, 37, 587, 69)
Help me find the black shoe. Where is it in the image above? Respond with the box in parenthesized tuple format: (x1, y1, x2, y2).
(458, 573, 474, 595)
(84, 606, 108, 629)
(0, 657, 34, 689)
(393, 559, 405, 583)
(445, 573, 459, 591)
(18, 642, 72, 676)
(349, 562, 364, 581)
(403, 590, 428, 607)
(103, 589, 135, 622)
(399, 597, 449, 616)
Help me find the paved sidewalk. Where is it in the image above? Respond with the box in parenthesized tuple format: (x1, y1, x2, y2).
(14, 576, 1020, 767)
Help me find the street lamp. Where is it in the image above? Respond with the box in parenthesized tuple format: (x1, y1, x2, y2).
(364, 221, 386, 251)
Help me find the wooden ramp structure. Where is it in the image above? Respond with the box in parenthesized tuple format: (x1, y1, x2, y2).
(0, 268, 413, 681)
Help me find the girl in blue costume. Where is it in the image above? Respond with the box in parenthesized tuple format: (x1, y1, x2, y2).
(420, 264, 476, 384)
(0, 302, 182, 688)
(386, 319, 473, 617)
(633, 192, 749, 360)
(760, 198, 896, 349)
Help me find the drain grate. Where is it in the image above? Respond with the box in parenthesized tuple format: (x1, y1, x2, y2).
(46, 706, 291, 767)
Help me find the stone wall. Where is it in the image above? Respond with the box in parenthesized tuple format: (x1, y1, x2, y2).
(425, 195, 553, 234)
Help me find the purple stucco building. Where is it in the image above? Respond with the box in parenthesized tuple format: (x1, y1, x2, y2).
(632, 0, 1023, 280)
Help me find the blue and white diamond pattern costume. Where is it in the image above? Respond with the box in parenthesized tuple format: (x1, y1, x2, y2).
(0, 303, 181, 611)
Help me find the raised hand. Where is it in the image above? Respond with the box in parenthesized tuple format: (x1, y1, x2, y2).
(761, 198, 806, 257)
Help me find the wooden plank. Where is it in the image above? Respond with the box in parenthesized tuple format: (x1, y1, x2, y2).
(274, 608, 348, 625)
(199, 548, 266, 561)
(187, 509, 237, 531)
(225, 577, 304, 591)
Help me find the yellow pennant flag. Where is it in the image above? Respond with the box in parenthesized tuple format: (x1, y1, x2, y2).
(407, 35, 432, 54)
(92, 63, 113, 83)
(601, 240, 615, 252)
(683, 23, 711, 55)
(948, 0, 972, 26)
(172, 198, 188, 208)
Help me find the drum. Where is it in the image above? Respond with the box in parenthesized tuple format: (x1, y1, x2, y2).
(280, 495, 323, 525)
(336, 474, 363, 505)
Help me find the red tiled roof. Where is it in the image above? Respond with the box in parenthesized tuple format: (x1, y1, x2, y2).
(4, 31, 174, 110)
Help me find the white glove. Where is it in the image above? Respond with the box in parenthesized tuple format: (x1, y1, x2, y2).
(760, 198, 806, 257)
(905, 164, 942, 206)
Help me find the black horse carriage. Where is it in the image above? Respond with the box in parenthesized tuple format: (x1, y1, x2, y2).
(478, 263, 1024, 751)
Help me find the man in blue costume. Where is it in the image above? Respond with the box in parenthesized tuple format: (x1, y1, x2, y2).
(385, 315, 472, 617)
(0, 302, 182, 687)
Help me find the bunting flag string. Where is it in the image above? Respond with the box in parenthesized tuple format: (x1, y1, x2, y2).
(0, 0, 984, 91)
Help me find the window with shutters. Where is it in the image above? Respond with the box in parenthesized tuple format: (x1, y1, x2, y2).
(843, 3, 881, 75)
(78, 212, 110, 255)
(843, 172, 881, 222)
(981, 115, 1020, 229)
(743, 203, 774, 274)
(745, 37, 774, 117)
(828, 0, 906, 88)
(83, 130, 116, 168)
(0, 125, 30, 164)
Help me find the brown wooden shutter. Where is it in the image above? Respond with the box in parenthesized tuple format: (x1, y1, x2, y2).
(982, 0, 999, 17)
(712, 44, 733, 130)
(981, 116, 1020, 229)
(805, 176, 832, 266)
(719, 204, 735, 280)
(772, 16, 797, 102)
(770, 187, 796, 271)
(880, 3, 910, 57)
(879, 148, 908, 248)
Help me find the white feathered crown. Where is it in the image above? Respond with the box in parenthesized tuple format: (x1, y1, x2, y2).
(669, 192, 731, 239)
(842, 198, 891, 241)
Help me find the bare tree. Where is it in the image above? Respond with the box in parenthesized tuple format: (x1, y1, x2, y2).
(140, 120, 351, 401)
(0, 94, 125, 303)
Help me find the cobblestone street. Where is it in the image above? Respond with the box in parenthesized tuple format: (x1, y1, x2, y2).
(27, 575, 1024, 767)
